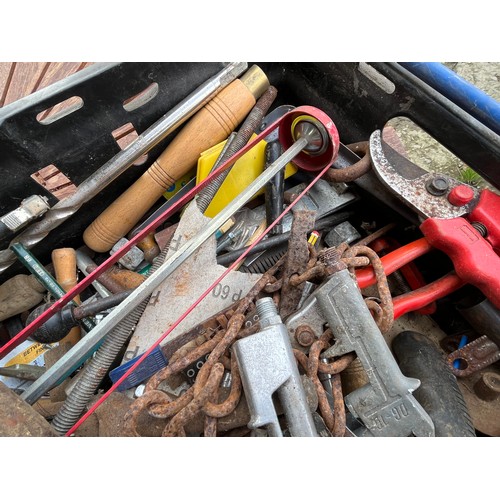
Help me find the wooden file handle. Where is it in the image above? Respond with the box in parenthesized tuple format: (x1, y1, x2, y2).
(52, 248, 81, 346)
(83, 67, 269, 252)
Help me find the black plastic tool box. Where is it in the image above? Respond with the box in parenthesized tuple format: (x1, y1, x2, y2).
(0, 62, 499, 281)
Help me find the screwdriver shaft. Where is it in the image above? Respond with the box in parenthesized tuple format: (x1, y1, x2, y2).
(0, 63, 247, 274)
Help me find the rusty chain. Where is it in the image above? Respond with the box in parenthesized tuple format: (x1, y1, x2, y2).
(293, 329, 354, 436)
(124, 257, 285, 437)
(124, 226, 393, 437)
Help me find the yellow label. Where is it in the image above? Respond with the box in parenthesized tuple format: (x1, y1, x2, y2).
(5, 342, 50, 367)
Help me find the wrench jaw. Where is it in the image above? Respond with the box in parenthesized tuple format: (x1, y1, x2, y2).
(233, 319, 318, 437)
(233, 335, 289, 437)
(345, 386, 435, 437)
(369, 130, 479, 220)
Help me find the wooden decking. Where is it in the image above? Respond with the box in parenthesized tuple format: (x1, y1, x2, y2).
(0, 62, 143, 201)
(0, 62, 92, 108)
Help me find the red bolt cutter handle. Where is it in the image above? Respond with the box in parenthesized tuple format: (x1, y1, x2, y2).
(356, 238, 433, 289)
(420, 217, 500, 309)
(392, 272, 465, 319)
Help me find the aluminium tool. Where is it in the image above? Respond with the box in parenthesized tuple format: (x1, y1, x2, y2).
(369, 130, 500, 309)
(233, 297, 318, 437)
(0, 62, 248, 275)
(19, 106, 341, 405)
(285, 250, 435, 437)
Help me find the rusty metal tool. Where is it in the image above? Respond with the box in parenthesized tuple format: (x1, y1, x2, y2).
(369, 130, 500, 309)
(279, 210, 317, 318)
(233, 297, 318, 436)
(285, 251, 435, 436)
(447, 336, 500, 377)
(20, 106, 341, 405)
(0, 62, 248, 274)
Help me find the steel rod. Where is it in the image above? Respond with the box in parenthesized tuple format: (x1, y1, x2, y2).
(21, 137, 308, 404)
(0, 62, 248, 274)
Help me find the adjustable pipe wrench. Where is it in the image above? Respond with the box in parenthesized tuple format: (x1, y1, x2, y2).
(369, 130, 500, 309)
(285, 256, 435, 437)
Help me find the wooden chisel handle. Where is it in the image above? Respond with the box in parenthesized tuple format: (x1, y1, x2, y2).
(83, 66, 270, 253)
(52, 248, 81, 346)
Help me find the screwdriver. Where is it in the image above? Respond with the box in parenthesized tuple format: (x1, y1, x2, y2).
(83, 65, 270, 253)
(0, 63, 247, 275)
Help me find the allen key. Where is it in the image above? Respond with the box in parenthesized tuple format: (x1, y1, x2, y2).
(19, 106, 340, 406)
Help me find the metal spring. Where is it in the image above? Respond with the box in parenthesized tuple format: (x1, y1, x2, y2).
(52, 241, 173, 435)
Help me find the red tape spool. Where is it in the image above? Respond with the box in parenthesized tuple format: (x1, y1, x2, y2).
(278, 105, 340, 171)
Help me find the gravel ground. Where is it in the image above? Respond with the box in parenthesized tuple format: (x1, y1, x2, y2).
(388, 62, 499, 190)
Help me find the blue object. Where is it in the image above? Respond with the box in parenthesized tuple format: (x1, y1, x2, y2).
(453, 334, 468, 369)
(109, 346, 168, 391)
(400, 62, 500, 135)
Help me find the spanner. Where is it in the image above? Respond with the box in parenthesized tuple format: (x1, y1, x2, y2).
(233, 297, 318, 437)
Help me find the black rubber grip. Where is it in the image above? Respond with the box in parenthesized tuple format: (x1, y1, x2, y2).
(392, 330, 476, 437)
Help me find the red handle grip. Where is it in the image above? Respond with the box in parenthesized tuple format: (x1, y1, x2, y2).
(420, 217, 500, 309)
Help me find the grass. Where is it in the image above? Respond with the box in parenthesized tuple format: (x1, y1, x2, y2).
(456, 166, 483, 188)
